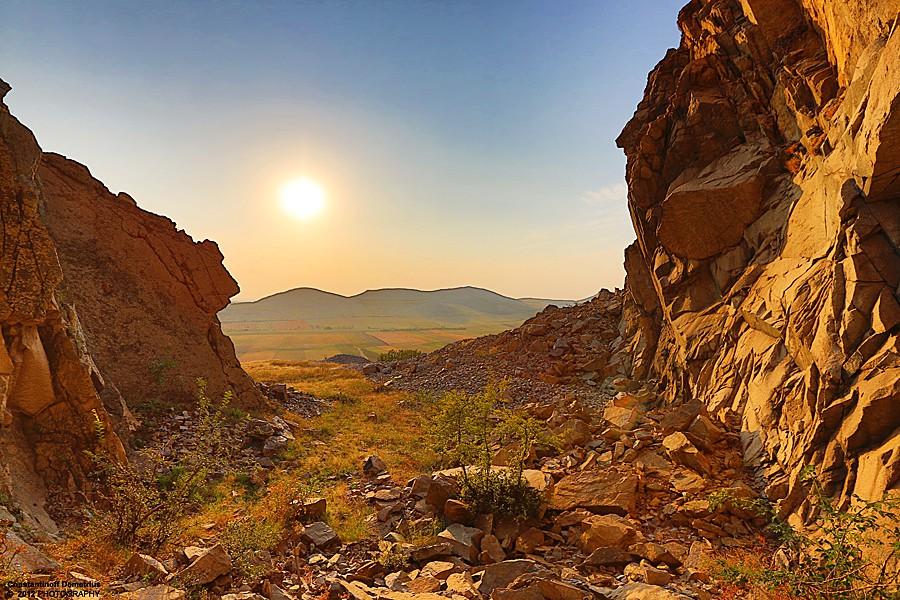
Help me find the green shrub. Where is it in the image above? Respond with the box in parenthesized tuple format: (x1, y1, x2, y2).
(716, 469, 900, 599)
(86, 378, 233, 552)
(378, 349, 424, 362)
(148, 357, 178, 386)
(220, 517, 282, 580)
(430, 381, 550, 521)
(460, 468, 542, 521)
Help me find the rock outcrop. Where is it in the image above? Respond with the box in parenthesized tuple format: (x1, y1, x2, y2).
(617, 0, 899, 520)
(0, 78, 260, 530)
(39, 152, 259, 410)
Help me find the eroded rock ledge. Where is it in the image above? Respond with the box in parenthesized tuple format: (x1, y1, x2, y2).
(617, 0, 899, 521)
(0, 78, 260, 531)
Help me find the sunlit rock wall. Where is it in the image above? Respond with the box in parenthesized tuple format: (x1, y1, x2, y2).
(617, 0, 899, 520)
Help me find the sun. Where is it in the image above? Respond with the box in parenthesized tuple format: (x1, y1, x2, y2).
(280, 177, 326, 220)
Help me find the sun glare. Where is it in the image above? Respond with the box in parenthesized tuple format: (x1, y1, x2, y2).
(280, 177, 326, 220)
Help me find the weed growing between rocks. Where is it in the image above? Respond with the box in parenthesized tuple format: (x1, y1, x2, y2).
(221, 517, 282, 580)
(0, 534, 23, 586)
(716, 470, 900, 599)
(376, 540, 409, 571)
(85, 378, 233, 552)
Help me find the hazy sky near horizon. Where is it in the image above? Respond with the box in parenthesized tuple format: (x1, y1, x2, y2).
(2, 1, 684, 301)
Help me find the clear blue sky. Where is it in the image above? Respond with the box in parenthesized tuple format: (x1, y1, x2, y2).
(1, 0, 684, 300)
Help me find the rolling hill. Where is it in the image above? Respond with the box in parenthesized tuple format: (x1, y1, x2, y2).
(219, 286, 575, 361)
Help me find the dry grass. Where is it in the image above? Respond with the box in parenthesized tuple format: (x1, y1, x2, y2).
(47, 360, 435, 578)
(46, 529, 131, 582)
(705, 546, 801, 600)
(244, 360, 438, 481)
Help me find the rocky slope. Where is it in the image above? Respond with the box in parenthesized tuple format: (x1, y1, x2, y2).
(0, 78, 260, 539)
(615, 0, 899, 521)
(366, 290, 624, 405)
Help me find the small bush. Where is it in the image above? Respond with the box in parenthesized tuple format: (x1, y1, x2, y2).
(325, 392, 357, 405)
(148, 357, 178, 386)
(460, 468, 542, 521)
(430, 381, 550, 521)
(378, 349, 424, 362)
(396, 517, 443, 546)
(220, 517, 282, 580)
(376, 541, 409, 571)
(716, 469, 900, 599)
(86, 379, 234, 552)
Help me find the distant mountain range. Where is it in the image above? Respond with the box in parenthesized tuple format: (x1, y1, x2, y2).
(219, 286, 577, 361)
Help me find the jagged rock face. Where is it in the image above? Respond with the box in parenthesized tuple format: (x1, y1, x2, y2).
(0, 79, 260, 529)
(0, 80, 126, 529)
(617, 0, 899, 520)
(39, 153, 260, 410)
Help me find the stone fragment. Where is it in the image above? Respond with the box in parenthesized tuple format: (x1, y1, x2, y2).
(662, 433, 711, 474)
(607, 582, 690, 599)
(300, 522, 341, 548)
(297, 497, 327, 520)
(385, 571, 411, 590)
(624, 562, 672, 586)
(554, 419, 593, 448)
(445, 572, 479, 598)
(533, 577, 591, 600)
(1, 531, 60, 574)
(410, 475, 432, 497)
(409, 542, 453, 563)
(420, 560, 459, 580)
(407, 575, 442, 593)
(480, 534, 507, 563)
(122, 553, 169, 581)
(443, 499, 473, 524)
(582, 547, 639, 567)
(426, 475, 460, 510)
(548, 469, 638, 514)
(477, 559, 537, 594)
(363, 455, 387, 476)
(437, 524, 484, 562)
(579, 515, 639, 553)
(514, 527, 545, 554)
(177, 544, 232, 586)
(603, 406, 641, 430)
(628, 543, 681, 568)
(119, 585, 187, 600)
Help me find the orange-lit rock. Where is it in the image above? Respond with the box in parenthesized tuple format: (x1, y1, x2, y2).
(617, 0, 899, 517)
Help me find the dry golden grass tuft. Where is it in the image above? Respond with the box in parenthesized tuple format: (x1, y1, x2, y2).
(46, 530, 130, 582)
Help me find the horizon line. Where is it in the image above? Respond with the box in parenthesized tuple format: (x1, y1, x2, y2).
(230, 284, 590, 306)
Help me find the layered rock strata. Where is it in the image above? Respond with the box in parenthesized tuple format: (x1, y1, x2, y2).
(617, 0, 899, 519)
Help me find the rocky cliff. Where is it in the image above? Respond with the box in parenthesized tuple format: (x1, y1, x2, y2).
(617, 0, 899, 521)
(0, 79, 260, 531)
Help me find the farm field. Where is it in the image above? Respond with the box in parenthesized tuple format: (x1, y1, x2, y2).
(220, 286, 577, 360)
(222, 322, 521, 361)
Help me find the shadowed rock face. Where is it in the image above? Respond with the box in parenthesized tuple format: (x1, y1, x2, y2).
(617, 0, 899, 520)
(0, 78, 260, 529)
(39, 152, 261, 411)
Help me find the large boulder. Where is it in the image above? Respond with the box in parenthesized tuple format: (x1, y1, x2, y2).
(548, 469, 638, 515)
